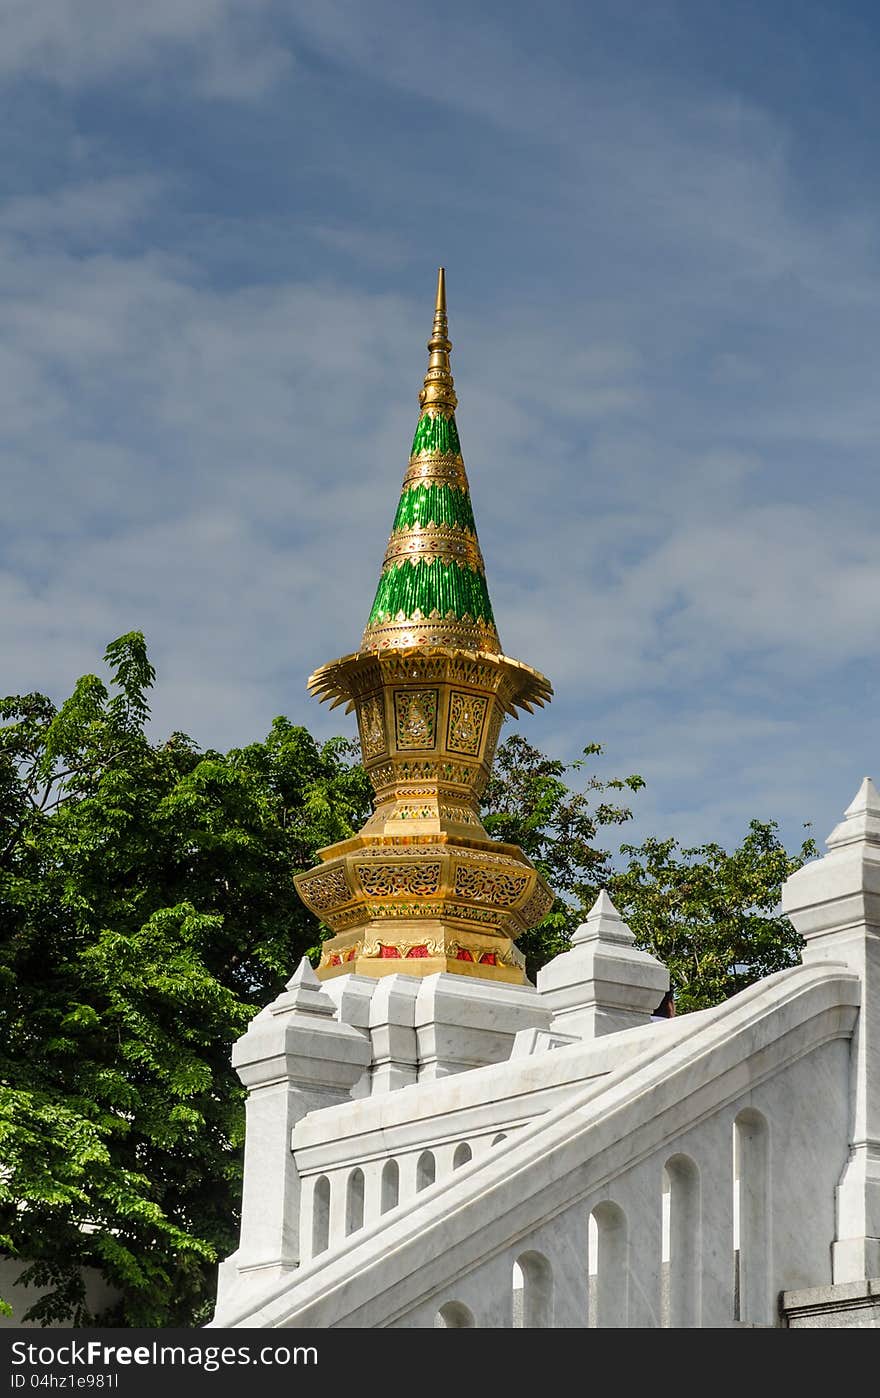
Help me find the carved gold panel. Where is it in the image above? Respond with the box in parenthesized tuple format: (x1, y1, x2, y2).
(446, 690, 488, 756)
(393, 689, 438, 750)
(483, 703, 505, 764)
(358, 694, 387, 760)
(453, 864, 531, 906)
(355, 862, 442, 897)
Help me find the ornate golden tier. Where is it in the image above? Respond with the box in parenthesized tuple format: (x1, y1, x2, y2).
(295, 646, 553, 983)
(296, 839, 553, 983)
(295, 272, 554, 984)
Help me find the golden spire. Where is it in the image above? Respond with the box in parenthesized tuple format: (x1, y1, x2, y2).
(418, 266, 458, 415)
(296, 269, 555, 986)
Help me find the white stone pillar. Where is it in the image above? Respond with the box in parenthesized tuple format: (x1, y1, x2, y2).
(368, 974, 420, 1093)
(214, 959, 371, 1319)
(398, 1149, 421, 1203)
(537, 891, 669, 1038)
(363, 1158, 385, 1227)
(782, 777, 880, 1282)
(322, 972, 377, 1098)
(414, 973, 551, 1079)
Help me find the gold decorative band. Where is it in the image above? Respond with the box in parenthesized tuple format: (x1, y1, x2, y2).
(382, 526, 484, 571)
(402, 455, 469, 490)
(361, 614, 501, 653)
(415, 396, 456, 417)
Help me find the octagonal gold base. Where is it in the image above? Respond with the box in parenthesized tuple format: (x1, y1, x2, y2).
(296, 645, 554, 986)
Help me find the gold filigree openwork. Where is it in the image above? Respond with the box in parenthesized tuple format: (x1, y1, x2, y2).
(358, 695, 386, 760)
(453, 865, 531, 906)
(393, 689, 438, 749)
(297, 866, 352, 911)
(519, 884, 555, 926)
(447, 690, 488, 756)
(355, 862, 442, 897)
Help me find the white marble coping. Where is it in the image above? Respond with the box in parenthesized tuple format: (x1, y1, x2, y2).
(217, 960, 859, 1328)
(292, 1014, 688, 1168)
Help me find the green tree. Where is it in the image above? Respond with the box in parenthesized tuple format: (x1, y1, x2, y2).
(0, 635, 819, 1326)
(0, 633, 370, 1326)
(479, 737, 817, 1008)
(608, 823, 818, 1013)
(480, 733, 645, 981)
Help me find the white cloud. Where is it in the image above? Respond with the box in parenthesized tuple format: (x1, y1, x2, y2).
(3, 197, 880, 756)
(0, 0, 291, 98)
(0, 176, 166, 242)
(3, 3, 880, 863)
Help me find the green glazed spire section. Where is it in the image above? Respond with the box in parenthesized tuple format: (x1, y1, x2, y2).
(410, 412, 461, 457)
(368, 556, 496, 627)
(391, 481, 477, 534)
(364, 402, 498, 641)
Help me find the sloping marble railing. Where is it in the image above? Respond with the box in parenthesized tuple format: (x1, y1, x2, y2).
(293, 1016, 691, 1263)
(215, 961, 859, 1329)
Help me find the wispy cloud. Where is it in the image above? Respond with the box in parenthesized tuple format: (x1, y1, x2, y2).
(3, 2, 880, 860)
(0, 0, 292, 98)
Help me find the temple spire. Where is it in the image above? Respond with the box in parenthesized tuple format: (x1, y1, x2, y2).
(297, 271, 554, 985)
(360, 268, 499, 654)
(419, 266, 458, 415)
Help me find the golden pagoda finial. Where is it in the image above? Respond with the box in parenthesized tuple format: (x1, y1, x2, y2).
(296, 269, 556, 986)
(418, 266, 458, 415)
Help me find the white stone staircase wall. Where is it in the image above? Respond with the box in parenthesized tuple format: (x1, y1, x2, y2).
(213, 777, 880, 1329)
(215, 961, 858, 1328)
(293, 1013, 690, 1266)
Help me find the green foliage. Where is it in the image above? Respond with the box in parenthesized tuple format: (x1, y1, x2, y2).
(480, 738, 817, 1010)
(480, 734, 645, 981)
(0, 634, 818, 1326)
(608, 823, 818, 1013)
(0, 635, 370, 1326)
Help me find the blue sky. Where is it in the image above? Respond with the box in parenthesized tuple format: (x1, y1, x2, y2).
(3, 0, 880, 860)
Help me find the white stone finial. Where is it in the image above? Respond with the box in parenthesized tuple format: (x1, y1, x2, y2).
(571, 889, 636, 948)
(285, 956, 322, 991)
(826, 777, 880, 850)
(590, 888, 619, 918)
(844, 777, 880, 817)
(537, 888, 668, 1039)
(269, 957, 337, 1018)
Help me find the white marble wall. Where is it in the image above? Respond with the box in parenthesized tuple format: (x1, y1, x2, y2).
(212, 961, 857, 1329)
(379, 1035, 851, 1330)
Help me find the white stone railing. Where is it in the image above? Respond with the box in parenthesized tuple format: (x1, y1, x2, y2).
(292, 1013, 687, 1264)
(217, 960, 858, 1328)
(214, 888, 673, 1320)
(212, 778, 880, 1328)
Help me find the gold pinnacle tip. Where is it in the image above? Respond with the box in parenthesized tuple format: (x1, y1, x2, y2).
(420, 267, 457, 414)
